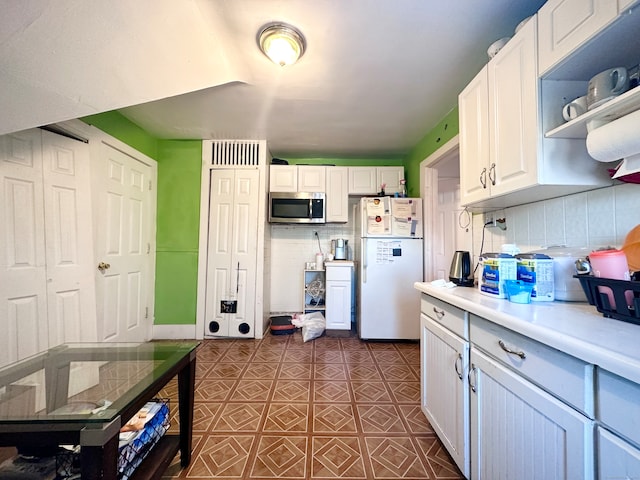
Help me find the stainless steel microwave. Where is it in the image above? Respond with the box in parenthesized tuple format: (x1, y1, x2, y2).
(268, 192, 325, 224)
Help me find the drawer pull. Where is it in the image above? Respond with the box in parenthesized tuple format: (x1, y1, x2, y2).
(454, 353, 463, 380)
(498, 340, 526, 360)
(468, 364, 477, 393)
(432, 307, 445, 319)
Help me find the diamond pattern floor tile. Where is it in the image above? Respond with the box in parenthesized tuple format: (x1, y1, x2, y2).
(162, 332, 464, 480)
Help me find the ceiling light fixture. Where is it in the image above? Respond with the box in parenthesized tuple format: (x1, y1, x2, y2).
(257, 22, 306, 66)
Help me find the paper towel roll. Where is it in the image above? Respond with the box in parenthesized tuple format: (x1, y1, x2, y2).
(586, 109, 640, 162)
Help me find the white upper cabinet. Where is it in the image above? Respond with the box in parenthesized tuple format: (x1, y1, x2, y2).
(326, 167, 349, 222)
(348, 167, 378, 194)
(298, 165, 326, 192)
(538, 0, 618, 76)
(348, 166, 404, 195)
(269, 165, 326, 193)
(269, 165, 297, 192)
(487, 16, 539, 198)
(459, 66, 491, 204)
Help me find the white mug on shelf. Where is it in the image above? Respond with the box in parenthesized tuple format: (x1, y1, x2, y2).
(562, 95, 588, 121)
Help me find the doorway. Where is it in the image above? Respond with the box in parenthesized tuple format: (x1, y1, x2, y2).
(421, 135, 473, 282)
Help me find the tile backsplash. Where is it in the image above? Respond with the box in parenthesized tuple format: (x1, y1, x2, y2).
(473, 183, 640, 261)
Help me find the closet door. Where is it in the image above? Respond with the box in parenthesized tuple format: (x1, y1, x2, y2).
(0, 130, 48, 367)
(41, 130, 97, 346)
(205, 169, 259, 337)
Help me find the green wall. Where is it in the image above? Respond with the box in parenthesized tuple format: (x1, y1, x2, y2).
(402, 107, 459, 196)
(155, 140, 202, 325)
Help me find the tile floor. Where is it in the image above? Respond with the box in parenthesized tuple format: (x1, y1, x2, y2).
(159, 332, 464, 479)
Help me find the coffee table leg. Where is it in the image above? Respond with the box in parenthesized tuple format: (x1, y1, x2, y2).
(178, 354, 196, 467)
(81, 433, 119, 479)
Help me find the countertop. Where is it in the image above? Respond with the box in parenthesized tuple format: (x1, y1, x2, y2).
(414, 282, 640, 385)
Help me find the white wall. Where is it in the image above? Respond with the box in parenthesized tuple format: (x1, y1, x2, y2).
(269, 198, 358, 313)
(472, 183, 640, 264)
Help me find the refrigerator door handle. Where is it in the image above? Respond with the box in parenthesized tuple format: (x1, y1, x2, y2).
(362, 238, 367, 284)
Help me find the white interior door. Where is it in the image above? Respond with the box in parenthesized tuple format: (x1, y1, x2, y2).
(0, 130, 48, 367)
(434, 178, 472, 281)
(205, 169, 259, 338)
(94, 142, 154, 343)
(41, 130, 97, 346)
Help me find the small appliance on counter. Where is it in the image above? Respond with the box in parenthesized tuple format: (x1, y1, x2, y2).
(449, 251, 474, 286)
(334, 238, 348, 260)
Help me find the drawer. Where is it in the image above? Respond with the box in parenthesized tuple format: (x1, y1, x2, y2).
(470, 315, 594, 416)
(420, 295, 467, 339)
(325, 264, 352, 281)
(598, 368, 640, 446)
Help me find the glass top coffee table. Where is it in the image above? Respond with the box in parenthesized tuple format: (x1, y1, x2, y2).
(0, 341, 199, 479)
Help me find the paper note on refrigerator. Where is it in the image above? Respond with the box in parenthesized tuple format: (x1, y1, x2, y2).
(392, 200, 415, 218)
(392, 217, 418, 236)
(367, 215, 390, 235)
(376, 240, 401, 264)
(366, 197, 389, 216)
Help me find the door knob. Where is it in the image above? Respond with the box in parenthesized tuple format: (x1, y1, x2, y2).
(98, 262, 111, 272)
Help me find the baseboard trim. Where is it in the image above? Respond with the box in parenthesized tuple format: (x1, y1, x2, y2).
(152, 324, 197, 340)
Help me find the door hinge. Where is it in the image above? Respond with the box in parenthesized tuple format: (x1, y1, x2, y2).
(147, 243, 150, 254)
(145, 307, 149, 319)
(148, 180, 152, 191)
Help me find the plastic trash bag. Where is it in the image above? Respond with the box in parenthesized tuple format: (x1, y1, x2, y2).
(291, 312, 326, 342)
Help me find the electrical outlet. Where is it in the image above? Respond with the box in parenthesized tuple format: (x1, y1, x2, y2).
(483, 212, 495, 227)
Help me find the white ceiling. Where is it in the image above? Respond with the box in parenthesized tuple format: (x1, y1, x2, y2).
(1, 0, 546, 158)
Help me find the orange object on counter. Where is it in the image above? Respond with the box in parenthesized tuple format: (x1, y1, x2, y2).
(621, 224, 640, 271)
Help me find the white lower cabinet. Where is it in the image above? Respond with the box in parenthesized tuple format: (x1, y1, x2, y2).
(325, 262, 354, 330)
(597, 368, 640, 477)
(598, 427, 640, 478)
(421, 314, 469, 477)
(468, 347, 594, 480)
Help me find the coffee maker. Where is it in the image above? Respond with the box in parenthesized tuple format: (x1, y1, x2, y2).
(449, 251, 474, 286)
(334, 239, 348, 260)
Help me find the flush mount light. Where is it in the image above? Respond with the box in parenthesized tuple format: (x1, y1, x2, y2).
(257, 22, 306, 66)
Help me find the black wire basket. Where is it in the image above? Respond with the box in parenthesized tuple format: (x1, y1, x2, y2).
(574, 275, 640, 324)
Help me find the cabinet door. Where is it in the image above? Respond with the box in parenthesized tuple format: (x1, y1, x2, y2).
(377, 167, 404, 196)
(297, 165, 326, 192)
(325, 280, 350, 330)
(421, 315, 470, 477)
(459, 66, 490, 204)
(469, 347, 594, 480)
(348, 167, 377, 194)
(598, 427, 640, 478)
(326, 167, 349, 222)
(538, 0, 618, 76)
(488, 16, 539, 198)
(269, 165, 297, 192)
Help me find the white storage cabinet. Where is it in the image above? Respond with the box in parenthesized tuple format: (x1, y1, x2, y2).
(347, 166, 404, 195)
(597, 368, 640, 477)
(420, 296, 470, 477)
(326, 167, 349, 223)
(303, 269, 326, 315)
(324, 262, 354, 330)
(269, 165, 326, 192)
(468, 315, 595, 480)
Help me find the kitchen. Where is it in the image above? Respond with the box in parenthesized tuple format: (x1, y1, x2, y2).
(2, 0, 640, 479)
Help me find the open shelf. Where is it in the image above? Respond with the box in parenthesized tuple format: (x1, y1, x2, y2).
(545, 86, 640, 139)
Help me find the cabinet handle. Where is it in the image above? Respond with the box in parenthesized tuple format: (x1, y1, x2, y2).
(432, 307, 445, 319)
(454, 353, 463, 380)
(488, 163, 496, 186)
(479, 168, 487, 188)
(498, 340, 526, 359)
(468, 363, 477, 393)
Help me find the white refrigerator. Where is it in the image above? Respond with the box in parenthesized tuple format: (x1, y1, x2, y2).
(356, 197, 424, 340)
